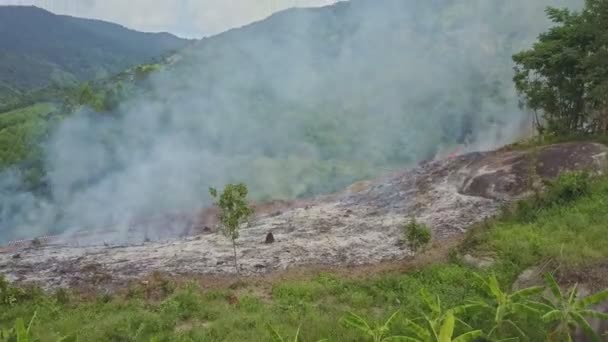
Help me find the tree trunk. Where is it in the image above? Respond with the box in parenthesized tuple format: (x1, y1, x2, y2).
(232, 240, 239, 275)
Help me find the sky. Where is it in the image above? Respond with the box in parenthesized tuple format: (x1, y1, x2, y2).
(0, 0, 341, 37)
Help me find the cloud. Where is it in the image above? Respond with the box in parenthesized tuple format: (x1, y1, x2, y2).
(0, 0, 340, 37)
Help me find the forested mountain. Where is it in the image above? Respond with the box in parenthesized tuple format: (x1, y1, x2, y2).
(0, 5, 190, 106)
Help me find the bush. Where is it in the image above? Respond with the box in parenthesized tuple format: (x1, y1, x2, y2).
(0, 275, 24, 307)
(403, 218, 432, 253)
(544, 171, 591, 205)
(513, 171, 592, 222)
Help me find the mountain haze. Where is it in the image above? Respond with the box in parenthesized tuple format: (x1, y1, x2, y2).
(0, 5, 190, 105)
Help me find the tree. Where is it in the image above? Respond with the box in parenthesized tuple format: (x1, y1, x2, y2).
(472, 274, 544, 339)
(539, 273, 608, 341)
(209, 183, 254, 274)
(403, 218, 432, 253)
(513, 0, 608, 135)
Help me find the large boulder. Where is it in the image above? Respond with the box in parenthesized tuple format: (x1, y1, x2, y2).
(459, 142, 608, 201)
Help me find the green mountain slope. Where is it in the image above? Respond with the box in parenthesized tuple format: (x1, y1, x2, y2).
(0, 5, 190, 106)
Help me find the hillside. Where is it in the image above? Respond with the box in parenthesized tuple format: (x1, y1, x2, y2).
(2, 141, 608, 340)
(2, 0, 608, 340)
(0, 5, 190, 106)
(0, 0, 584, 243)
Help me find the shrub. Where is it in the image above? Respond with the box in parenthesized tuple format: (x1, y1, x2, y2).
(209, 183, 254, 274)
(544, 171, 591, 205)
(0, 275, 25, 307)
(512, 171, 592, 222)
(403, 218, 432, 253)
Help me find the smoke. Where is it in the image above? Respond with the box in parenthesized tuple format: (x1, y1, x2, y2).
(0, 0, 583, 243)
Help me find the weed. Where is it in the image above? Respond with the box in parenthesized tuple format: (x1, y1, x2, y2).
(404, 218, 432, 253)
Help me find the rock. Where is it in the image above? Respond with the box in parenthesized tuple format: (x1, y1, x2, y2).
(460, 142, 608, 201)
(461, 254, 495, 269)
(512, 266, 544, 290)
(11, 253, 20, 259)
(265, 232, 275, 244)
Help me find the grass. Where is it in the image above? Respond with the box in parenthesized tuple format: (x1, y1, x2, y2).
(2, 172, 608, 341)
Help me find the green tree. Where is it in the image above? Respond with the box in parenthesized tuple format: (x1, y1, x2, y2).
(539, 273, 608, 342)
(513, 0, 608, 134)
(472, 274, 544, 340)
(209, 183, 254, 274)
(404, 218, 432, 253)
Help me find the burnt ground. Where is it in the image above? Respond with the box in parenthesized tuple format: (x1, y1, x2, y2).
(1, 142, 607, 290)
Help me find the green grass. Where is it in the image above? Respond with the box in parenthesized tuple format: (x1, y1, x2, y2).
(2, 172, 608, 341)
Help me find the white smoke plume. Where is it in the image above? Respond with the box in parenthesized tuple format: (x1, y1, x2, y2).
(0, 0, 583, 243)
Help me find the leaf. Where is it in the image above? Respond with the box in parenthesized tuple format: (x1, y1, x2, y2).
(455, 318, 473, 331)
(580, 309, 608, 320)
(266, 323, 285, 342)
(383, 310, 402, 329)
(544, 273, 563, 299)
(568, 284, 579, 305)
(512, 286, 544, 299)
(451, 303, 484, 316)
(26, 311, 37, 334)
(504, 320, 527, 338)
(341, 312, 372, 335)
(511, 302, 541, 315)
(452, 330, 483, 342)
(293, 325, 301, 342)
(384, 337, 421, 342)
(404, 320, 430, 340)
(420, 288, 439, 313)
(579, 289, 608, 308)
(438, 312, 455, 342)
(15, 318, 28, 342)
(525, 300, 554, 312)
(542, 310, 562, 322)
(495, 305, 505, 323)
(487, 275, 503, 300)
(571, 312, 600, 342)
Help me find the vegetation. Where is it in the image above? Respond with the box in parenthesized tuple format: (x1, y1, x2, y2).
(514, 0, 608, 135)
(541, 273, 608, 341)
(209, 183, 255, 274)
(1, 172, 607, 340)
(512, 171, 592, 223)
(1, 0, 608, 340)
(0, 6, 188, 105)
(0, 311, 39, 342)
(403, 219, 432, 253)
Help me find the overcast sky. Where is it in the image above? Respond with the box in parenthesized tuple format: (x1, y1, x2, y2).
(0, 0, 341, 37)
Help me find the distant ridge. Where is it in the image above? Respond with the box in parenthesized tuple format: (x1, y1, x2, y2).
(0, 5, 191, 104)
